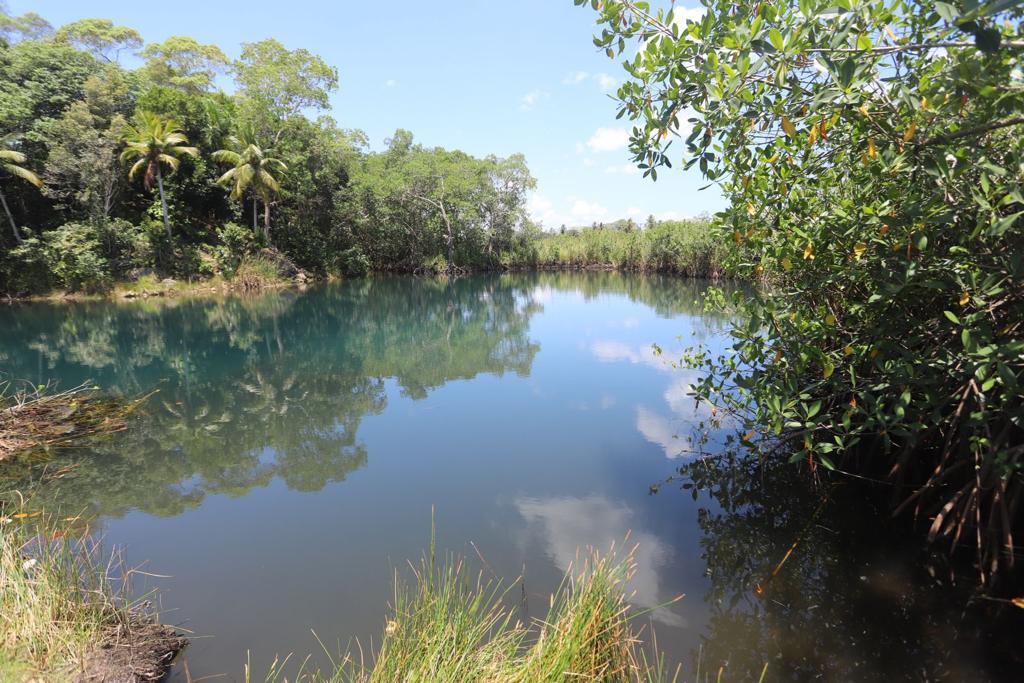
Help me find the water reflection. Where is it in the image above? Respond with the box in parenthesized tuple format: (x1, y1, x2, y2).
(516, 495, 685, 627)
(671, 448, 1023, 681)
(3, 273, 1010, 681)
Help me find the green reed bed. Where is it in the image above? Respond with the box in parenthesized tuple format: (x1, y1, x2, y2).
(503, 221, 729, 278)
(253, 543, 684, 683)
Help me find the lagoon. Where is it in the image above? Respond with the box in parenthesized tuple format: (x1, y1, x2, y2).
(0, 274, 1009, 681)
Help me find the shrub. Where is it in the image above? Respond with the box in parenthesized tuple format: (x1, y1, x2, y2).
(335, 246, 370, 277)
(11, 223, 111, 293)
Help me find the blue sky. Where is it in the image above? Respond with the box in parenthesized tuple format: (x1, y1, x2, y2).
(13, 0, 723, 228)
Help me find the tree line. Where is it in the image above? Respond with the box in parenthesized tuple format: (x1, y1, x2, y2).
(0, 6, 537, 293)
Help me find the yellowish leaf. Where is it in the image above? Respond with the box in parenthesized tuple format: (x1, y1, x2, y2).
(823, 361, 834, 379)
(867, 138, 877, 159)
(774, 349, 783, 363)
(744, 431, 755, 442)
(818, 118, 828, 140)
(959, 291, 970, 306)
(1011, 597, 1024, 609)
(843, 346, 854, 356)
(766, 153, 780, 164)
(781, 116, 796, 137)
(808, 124, 818, 145)
(803, 241, 814, 260)
(781, 256, 793, 271)
(858, 104, 871, 118)
(853, 243, 867, 260)
(880, 223, 890, 236)
(747, 203, 756, 216)
(825, 313, 836, 326)
(903, 122, 917, 142)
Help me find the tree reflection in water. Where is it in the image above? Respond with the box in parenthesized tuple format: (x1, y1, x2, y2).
(669, 446, 1023, 681)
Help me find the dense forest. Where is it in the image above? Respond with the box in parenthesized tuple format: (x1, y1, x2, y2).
(0, 5, 552, 293)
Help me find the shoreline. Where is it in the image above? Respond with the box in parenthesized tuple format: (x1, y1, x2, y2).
(3, 265, 735, 304)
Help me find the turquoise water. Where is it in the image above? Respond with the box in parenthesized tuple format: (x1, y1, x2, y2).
(0, 274, 1014, 681)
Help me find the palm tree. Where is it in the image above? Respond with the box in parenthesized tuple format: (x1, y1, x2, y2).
(212, 129, 287, 242)
(120, 111, 198, 237)
(0, 134, 43, 244)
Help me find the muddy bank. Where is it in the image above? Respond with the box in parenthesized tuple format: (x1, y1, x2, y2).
(78, 613, 186, 683)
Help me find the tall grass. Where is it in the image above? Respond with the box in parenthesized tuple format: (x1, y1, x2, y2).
(252, 543, 681, 683)
(0, 514, 124, 680)
(0, 510, 185, 682)
(502, 221, 728, 278)
(232, 254, 285, 290)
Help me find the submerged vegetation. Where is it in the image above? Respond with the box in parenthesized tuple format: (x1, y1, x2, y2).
(0, 381, 139, 462)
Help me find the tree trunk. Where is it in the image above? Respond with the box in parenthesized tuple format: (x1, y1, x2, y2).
(156, 166, 171, 237)
(0, 186, 22, 244)
(263, 200, 271, 243)
(252, 197, 258, 232)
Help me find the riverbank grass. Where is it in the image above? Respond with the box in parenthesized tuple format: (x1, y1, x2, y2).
(271, 544, 678, 682)
(0, 516, 185, 681)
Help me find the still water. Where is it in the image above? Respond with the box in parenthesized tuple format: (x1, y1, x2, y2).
(0, 274, 1017, 681)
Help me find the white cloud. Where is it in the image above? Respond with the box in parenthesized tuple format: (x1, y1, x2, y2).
(520, 89, 549, 111)
(585, 127, 631, 152)
(582, 157, 596, 168)
(590, 340, 669, 370)
(673, 6, 706, 25)
(604, 163, 640, 176)
(595, 73, 617, 92)
(626, 207, 682, 222)
(636, 406, 684, 458)
(527, 193, 561, 226)
(515, 495, 686, 626)
(570, 198, 609, 223)
(562, 70, 589, 85)
(384, 79, 397, 87)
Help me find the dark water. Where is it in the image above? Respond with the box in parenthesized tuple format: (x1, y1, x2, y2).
(0, 274, 1018, 681)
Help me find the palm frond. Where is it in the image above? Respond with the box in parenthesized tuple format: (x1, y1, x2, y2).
(2, 163, 43, 187)
(0, 149, 27, 164)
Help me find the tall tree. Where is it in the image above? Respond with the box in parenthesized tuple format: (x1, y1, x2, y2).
(0, 133, 42, 243)
(119, 111, 198, 237)
(212, 129, 287, 240)
(233, 39, 338, 141)
(142, 36, 229, 93)
(54, 18, 142, 62)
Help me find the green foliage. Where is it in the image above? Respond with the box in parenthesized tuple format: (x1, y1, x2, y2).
(11, 222, 112, 293)
(120, 110, 199, 236)
(348, 131, 536, 271)
(511, 218, 726, 276)
(584, 0, 1024, 577)
(141, 36, 228, 93)
(335, 245, 370, 278)
(53, 18, 142, 62)
(213, 221, 258, 274)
